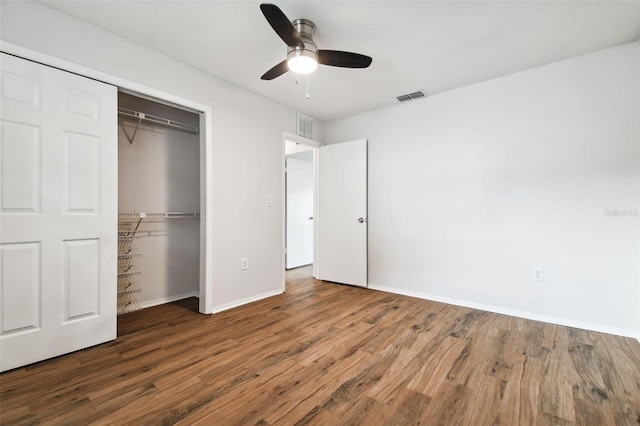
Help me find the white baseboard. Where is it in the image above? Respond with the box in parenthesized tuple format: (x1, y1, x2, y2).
(138, 291, 199, 310)
(368, 284, 640, 340)
(210, 289, 283, 315)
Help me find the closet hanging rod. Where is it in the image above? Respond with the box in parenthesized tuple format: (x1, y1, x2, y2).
(118, 107, 199, 134)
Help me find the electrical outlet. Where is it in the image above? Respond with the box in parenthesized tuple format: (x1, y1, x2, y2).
(267, 194, 274, 207)
(532, 267, 544, 281)
(241, 257, 249, 270)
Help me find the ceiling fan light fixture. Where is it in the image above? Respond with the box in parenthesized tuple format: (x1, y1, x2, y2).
(259, 5, 372, 81)
(287, 49, 318, 74)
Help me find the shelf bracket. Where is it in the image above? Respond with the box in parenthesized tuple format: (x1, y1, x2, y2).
(121, 113, 144, 145)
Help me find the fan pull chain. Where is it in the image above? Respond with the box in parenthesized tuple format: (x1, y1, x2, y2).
(306, 77, 310, 99)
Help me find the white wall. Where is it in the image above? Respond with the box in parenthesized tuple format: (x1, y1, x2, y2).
(326, 42, 640, 337)
(0, 1, 325, 311)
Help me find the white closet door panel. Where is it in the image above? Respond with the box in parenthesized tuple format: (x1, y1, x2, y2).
(65, 132, 100, 212)
(0, 242, 41, 334)
(0, 121, 41, 212)
(0, 53, 117, 372)
(64, 239, 100, 321)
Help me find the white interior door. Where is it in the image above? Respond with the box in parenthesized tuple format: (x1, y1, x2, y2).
(286, 156, 314, 269)
(0, 53, 117, 372)
(317, 139, 367, 287)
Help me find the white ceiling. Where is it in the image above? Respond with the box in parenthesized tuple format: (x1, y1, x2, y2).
(41, 1, 640, 122)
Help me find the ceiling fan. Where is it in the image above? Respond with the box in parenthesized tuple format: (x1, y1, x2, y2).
(260, 3, 373, 80)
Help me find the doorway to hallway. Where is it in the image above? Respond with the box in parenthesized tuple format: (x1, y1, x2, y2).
(285, 139, 316, 270)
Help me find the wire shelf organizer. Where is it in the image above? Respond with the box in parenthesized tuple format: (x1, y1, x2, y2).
(118, 107, 199, 145)
(117, 212, 200, 314)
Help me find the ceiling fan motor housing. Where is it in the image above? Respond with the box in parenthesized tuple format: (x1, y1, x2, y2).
(287, 19, 318, 68)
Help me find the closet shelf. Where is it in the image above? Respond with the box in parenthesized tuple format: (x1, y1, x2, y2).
(118, 289, 142, 296)
(119, 212, 200, 219)
(118, 107, 199, 135)
(118, 270, 142, 278)
(118, 251, 143, 259)
(118, 235, 142, 242)
(118, 231, 142, 237)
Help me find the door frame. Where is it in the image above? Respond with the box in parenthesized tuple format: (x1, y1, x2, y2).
(0, 41, 215, 314)
(281, 132, 322, 291)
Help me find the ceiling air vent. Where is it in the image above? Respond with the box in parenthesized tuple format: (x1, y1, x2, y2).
(297, 112, 314, 140)
(396, 90, 427, 102)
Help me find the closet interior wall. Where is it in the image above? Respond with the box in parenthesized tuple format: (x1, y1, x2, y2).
(118, 92, 200, 311)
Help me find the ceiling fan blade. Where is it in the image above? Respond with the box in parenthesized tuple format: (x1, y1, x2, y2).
(318, 50, 372, 68)
(260, 3, 304, 48)
(261, 60, 289, 80)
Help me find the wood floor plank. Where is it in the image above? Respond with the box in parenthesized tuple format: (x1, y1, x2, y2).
(494, 352, 543, 425)
(382, 388, 432, 426)
(272, 351, 377, 424)
(1, 265, 639, 425)
(406, 334, 468, 397)
(462, 372, 503, 424)
(539, 327, 580, 423)
(418, 380, 468, 424)
(366, 331, 433, 404)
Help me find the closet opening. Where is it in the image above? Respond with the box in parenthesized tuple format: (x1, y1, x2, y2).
(117, 90, 201, 320)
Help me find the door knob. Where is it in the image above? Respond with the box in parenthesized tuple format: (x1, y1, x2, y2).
(358, 217, 367, 223)
(308, 217, 314, 220)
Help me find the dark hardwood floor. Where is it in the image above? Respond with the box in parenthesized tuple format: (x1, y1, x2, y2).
(1, 265, 639, 425)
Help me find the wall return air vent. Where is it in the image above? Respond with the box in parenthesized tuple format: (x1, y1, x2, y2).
(297, 112, 314, 140)
(396, 90, 427, 102)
